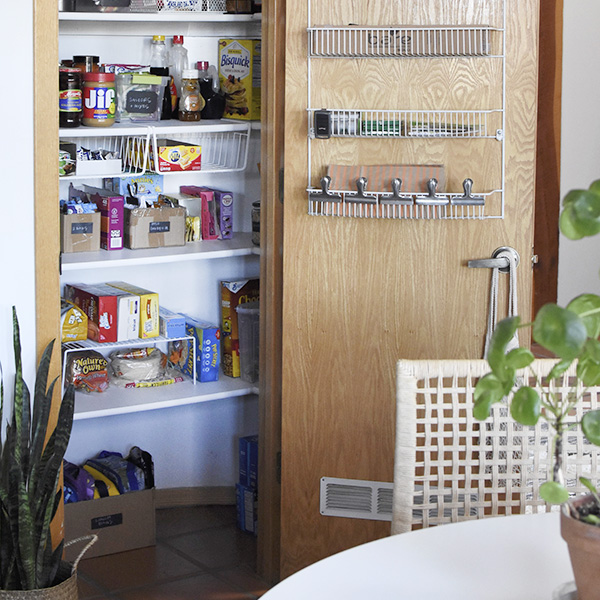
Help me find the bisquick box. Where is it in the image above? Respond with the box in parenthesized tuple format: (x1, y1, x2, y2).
(84, 185, 125, 251)
(159, 307, 186, 338)
(221, 279, 259, 377)
(180, 186, 233, 240)
(170, 317, 220, 383)
(106, 282, 159, 339)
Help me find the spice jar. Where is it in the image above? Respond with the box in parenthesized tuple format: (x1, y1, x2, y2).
(59, 67, 82, 128)
(72, 55, 100, 73)
(178, 69, 204, 122)
(82, 72, 116, 127)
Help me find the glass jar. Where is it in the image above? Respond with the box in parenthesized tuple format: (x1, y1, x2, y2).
(72, 55, 100, 73)
(59, 68, 82, 128)
(178, 69, 204, 122)
(82, 72, 116, 127)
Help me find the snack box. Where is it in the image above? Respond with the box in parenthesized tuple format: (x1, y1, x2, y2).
(180, 186, 234, 240)
(148, 139, 202, 173)
(169, 317, 220, 382)
(177, 187, 218, 240)
(221, 279, 259, 377)
(239, 434, 258, 489)
(235, 482, 257, 535)
(84, 185, 125, 251)
(159, 307, 186, 338)
(106, 282, 159, 339)
(124, 205, 186, 249)
(60, 212, 101, 253)
(219, 39, 261, 121)
(64, 283, 119, 343)
(103, 174, 164, 205)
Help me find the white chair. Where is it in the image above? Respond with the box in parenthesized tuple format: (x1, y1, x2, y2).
(392, 358, 600, 534)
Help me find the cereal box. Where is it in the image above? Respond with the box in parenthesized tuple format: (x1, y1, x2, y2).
(218, 39, 261, 121)
(221, 279, 259, 377)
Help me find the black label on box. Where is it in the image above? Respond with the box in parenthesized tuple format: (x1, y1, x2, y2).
(91, 513, 123, 530)
(149, 221, 170, 233)
(71, 222, 93, 235)
(126, 90, 158, 114)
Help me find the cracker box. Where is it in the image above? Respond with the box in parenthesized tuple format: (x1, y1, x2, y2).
(148, 139, 202, 173)
(103, 174, 164, 204)
(159, 307, 186, 338)
(169, 317, 220, 382)
(221, 279, 259, 377)
(124, 205, 186, 249)
(106, 282, 159, 339)
(84, 185, 125, 251)
(64, 283, 119, 343)
(180, 186, 233, 240)
(219, 39, 261, 121)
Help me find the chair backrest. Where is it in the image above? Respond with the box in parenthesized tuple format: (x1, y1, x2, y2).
(391, 358, 600, 534)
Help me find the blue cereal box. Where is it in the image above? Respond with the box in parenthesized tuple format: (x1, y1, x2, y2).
(159, 307, 186, 338)
(103, 174, 164, 204)
(170, 317, 220, 382)
(239, 435, 258, 489)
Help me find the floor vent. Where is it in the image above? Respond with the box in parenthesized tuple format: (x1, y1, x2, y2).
(319, 477, 393, 521)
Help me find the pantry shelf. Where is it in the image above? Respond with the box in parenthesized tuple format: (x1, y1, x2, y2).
(73, 375, 258, 420)
(61, 232, 258, 271)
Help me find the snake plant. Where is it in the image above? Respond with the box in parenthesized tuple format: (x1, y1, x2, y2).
(0, 308, 75, 590)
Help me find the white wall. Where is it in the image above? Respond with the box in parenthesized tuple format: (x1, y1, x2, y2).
(0, 2, 37, 392)
(557, 1, 600, 304)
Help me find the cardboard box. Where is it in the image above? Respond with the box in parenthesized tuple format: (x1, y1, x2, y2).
(147, 139, 202, 173)
(61, 212, 101, 253)
(106, 282, 159, 339)
(104, 174, 164, 204)
(219, 39, 261, 121)
(84, 186, 125, 251)
(239, 434, 258, 489)
(235, 482, 257, 535)
(180, 186, 234, 240)
(64, 489, 155, 561)
(159, 307, 186, 338)
(326, 164, 446, 194)
(124, 205, 186, 249)
(221, 279, 259, 377)
(170, 316, 220, 382)
(64, 283, 119, 343)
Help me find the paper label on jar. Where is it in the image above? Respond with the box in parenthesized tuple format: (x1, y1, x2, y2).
(59, 89, 82, 112)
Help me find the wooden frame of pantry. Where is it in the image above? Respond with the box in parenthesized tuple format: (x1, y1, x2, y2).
(305, 2, 507, 220)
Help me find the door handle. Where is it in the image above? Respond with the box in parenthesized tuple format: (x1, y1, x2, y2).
(468, 246, 520, 273)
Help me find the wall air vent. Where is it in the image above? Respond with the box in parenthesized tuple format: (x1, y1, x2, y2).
(319, 477, 393, 521)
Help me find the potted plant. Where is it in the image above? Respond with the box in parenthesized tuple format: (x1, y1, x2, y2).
(473, 180, 600, 599)
(0, 307, 78, 597)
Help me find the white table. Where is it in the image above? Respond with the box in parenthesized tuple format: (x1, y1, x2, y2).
(264, 513, 575, 600)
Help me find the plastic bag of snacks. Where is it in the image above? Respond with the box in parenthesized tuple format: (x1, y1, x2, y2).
(65, 350, 109, 393)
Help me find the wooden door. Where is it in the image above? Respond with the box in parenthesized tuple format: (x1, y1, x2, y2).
(280, 0, 540, 577)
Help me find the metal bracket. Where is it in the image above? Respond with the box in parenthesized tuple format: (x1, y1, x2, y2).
(415, 178, 449, 206)
(468, 246, 520, 273)
(309, 176, 342, 203)
(345, 177, 377, 205)
(380, 178, 414, 206)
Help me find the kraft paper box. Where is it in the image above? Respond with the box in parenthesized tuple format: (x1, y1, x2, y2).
(84, 185, 125, 251)
(64, 489, 155, 561)
(61, 212, 101, 253)
(124, 205, 186, 249)
(106, 281, 159, 339)
(219, 38, 261, 121)
(221, 279, 259, 377)
(64, 283, 119, 343)
(326, 164, 446, 193)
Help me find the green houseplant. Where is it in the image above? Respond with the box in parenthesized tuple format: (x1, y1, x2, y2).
(473, 180, 600, 599)
(0, 307, 76, 594)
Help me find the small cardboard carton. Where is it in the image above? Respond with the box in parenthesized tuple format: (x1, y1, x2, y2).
(124, 205, 186, 249)
(148, 139, 202, 173)
(64, 489, 155, 561)
(60, 212, 101, 253)
(106, 281, 159, 339)
(64, 283, 119, 343)
(103, 174, 164, 204)
(180, 186, 234, 240)
(84, 185, 125, 251)
(221, 279, 260, 377)
(219, 39, 261, 121)
(159, 307, 186, 338)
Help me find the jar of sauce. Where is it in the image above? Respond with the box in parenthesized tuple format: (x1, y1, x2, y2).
(73, 55, 100, 73)
(59, 67, 82, 128)
(178, 69, 204, 122)
(82, 72, 116, 127)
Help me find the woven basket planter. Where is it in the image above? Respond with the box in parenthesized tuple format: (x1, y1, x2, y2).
(0, 569, 77, 600)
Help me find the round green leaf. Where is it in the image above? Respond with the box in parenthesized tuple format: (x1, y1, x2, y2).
(510, 387, 541, 426)
(560, 189, 600, 238)
(506, 347, 535, 370)
(567, 294, 600, 338)
(488, 317, 520, 381)
(540, 481, 570, 505)
(582, 410, 600, 446)
(560, 207, 585, 240)
(587, 179, 600, 197)
(473, 374, 505, 421)
(577, 340, 600, 387)
(532, 304, 587, 360)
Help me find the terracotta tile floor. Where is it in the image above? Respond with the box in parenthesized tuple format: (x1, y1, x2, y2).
(77, 505, 271, 599)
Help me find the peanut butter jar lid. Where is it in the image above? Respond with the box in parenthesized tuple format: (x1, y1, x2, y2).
(83, 72, 115, 83)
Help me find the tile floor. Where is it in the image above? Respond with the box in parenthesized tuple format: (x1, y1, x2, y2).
(77, 505, 271, 599)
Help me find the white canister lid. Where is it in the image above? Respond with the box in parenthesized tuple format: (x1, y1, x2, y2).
(182, 69, 199, 80)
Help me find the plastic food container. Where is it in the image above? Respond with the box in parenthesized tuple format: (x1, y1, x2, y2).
(115, 73, 168, 122)
(235, 301, 260, 383)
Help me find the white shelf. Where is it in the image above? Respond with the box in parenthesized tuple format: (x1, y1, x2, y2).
(73, 374, 258, 420)
(61, 233, 258, 271)
(59, 11, 261, 23)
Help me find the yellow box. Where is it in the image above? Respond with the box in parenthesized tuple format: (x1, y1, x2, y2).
(218, 39, 261, 121)
(106, 281, 159, 339)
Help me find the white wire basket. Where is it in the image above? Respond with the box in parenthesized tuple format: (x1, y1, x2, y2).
(130, 0, 226, 11)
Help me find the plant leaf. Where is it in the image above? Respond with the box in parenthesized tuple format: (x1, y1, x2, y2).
(577, 339, 600, 386)
(505, 347, 535, 370)
(532, 304, 587, 360)
(540, 481, 570, 504)
(582, 410, 600, 446)
(473, 374, 505, 420)
(567, 294, 600, 338)
(510, 387, 541, 426)
(487, 317, 520, 382)
(547, 358, 574, 381)
(560, 188, 600, 239)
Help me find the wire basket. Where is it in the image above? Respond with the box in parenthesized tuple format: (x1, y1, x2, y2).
(130, 0, 226, 11)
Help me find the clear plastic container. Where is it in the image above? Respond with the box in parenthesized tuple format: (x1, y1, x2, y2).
(115, 73, 168, 122)
(169, 36, 189, 106)
(235, 300, 260, 383)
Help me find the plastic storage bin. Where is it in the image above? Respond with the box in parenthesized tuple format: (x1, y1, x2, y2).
(235, 300, 259, 383)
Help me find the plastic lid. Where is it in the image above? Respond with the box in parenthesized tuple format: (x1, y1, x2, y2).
(152, 35, 165, 42)
(182, 69, 199, 80)
(83, 71, 115, 82)
(197, 61, 209, 71)
(173, 35, 184, 44)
